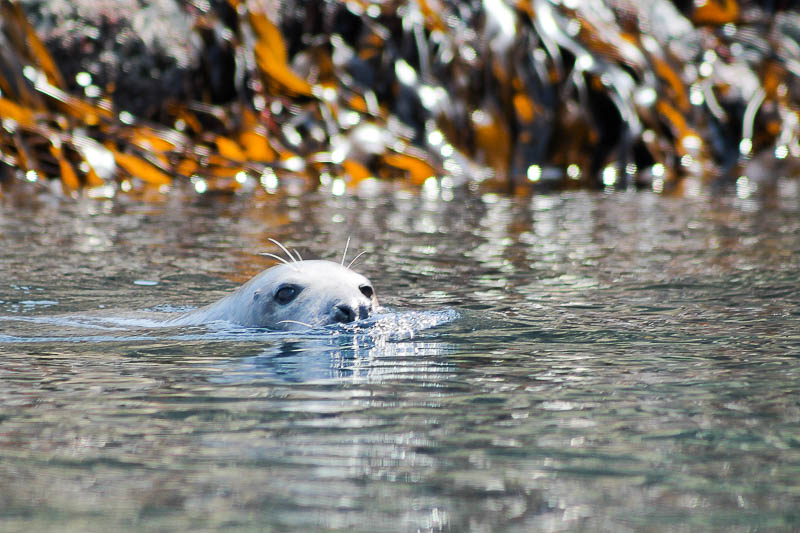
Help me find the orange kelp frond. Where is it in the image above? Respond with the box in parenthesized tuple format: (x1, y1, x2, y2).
(1, 1, 799, 197)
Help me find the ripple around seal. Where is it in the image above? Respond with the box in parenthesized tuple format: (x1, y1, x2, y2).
(212, 309, 462, 384)
(0, 308, 460, 347)
(0, 309, 460, 385)
(329, 308, 461, 339)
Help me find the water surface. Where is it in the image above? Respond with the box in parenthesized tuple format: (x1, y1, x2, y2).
(1, 184, 799, 532)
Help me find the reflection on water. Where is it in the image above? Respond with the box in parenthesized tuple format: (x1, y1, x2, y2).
(1, 185, 799, 531)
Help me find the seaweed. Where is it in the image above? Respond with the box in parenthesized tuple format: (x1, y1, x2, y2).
(0, 0, 798, 198)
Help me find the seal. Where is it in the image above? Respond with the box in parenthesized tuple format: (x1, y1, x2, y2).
(170, 256, 377, 331)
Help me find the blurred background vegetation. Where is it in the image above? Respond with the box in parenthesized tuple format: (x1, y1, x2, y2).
(1, 0, 799, 199)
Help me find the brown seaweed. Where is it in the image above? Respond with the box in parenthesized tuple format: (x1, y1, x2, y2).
(0, 0, 798, 198)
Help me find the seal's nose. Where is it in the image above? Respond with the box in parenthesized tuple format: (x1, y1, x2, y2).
(333, 303, 356, 323)
(332, 302, 371, 323)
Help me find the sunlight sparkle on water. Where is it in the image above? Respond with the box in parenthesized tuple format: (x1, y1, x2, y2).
(331, 178, 347, 196)
(119, 111, 135, 125)
(75, 72, 92, 87)
(427, 130, 444, 146)
(339, 110, 361, 128)
(527, 165, 542, 182)
(423, 177, 439, 199)
(260, 169, 278, 192)
(283, 156, 304, 172)
(736, 176, 752, 198)
(395, 59, 417, 86)
(192, 177, 207, 194)
(682, 135, 702, 152)
(602, 166, 616, 186)
(690, 85, 705, 105)
(739, 138, 753, 156)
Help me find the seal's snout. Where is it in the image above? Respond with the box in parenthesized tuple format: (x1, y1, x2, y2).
(332, 302, 371, 324)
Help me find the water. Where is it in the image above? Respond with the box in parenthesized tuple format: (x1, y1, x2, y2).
(1, 184, 800, 532)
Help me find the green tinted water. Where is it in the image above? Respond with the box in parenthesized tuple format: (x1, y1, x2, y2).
(1, 185, 799, 532)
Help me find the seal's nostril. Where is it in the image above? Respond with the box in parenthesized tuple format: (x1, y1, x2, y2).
(333, 303, 356, 323)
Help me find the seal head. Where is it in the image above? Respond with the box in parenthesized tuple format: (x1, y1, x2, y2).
(174, 260, 377, 330)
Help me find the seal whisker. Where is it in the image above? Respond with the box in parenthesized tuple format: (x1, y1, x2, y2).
(292, 248, 303, 262)
(347, 250, 368, 270)
(277, 319, 315, 329)
(341, 236, 351, 266)
(268, 238, 297, 263)
(258, 252, 295, 268)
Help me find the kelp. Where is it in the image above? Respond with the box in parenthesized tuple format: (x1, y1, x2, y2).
(0, 0, 799, 198)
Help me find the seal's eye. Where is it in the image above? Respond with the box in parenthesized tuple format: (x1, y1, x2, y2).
(359, 285, 374, 299)
(274, 285, 301, 305)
